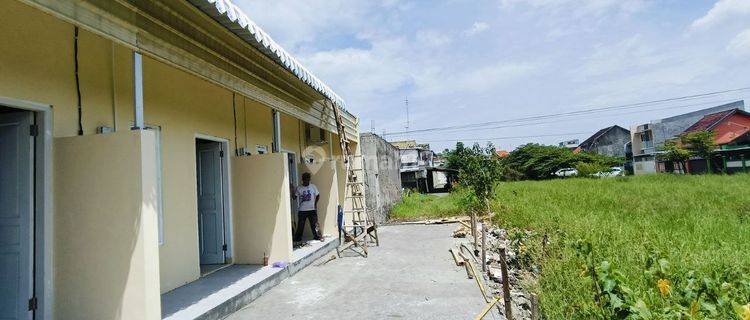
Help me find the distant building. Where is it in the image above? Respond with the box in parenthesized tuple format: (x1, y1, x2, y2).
(390, 140, 430, 150)
(391, 141, 457, 193)
(496, 149, 510, 158)
(630, 101, 745, 174)
(360, 133, 402, 223)
(398, 147, 434, 191)
(558, 139, 580, 150)
(390, 140, 417, 149)
(578, 125, 631, 158)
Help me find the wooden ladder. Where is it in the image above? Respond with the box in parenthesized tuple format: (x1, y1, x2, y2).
(328, 100, 379, 257)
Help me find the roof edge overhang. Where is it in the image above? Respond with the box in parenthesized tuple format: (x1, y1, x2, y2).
(188, 0, 352, 116)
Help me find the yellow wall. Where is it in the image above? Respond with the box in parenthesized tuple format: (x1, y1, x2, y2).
(239, 97, 274, 155)
(0, 0, 121, 137)
(54, 130, 161, 320)
(141, 54, 237, 292)
(231, 153, 293, 264)
(310, 161, 340, 236)
(1, 0, 354, 297)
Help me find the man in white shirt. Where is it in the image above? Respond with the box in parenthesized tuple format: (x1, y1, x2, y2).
(293, 172, 321, 241)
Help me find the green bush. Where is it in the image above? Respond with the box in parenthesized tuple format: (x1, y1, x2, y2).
(575, 162, 610, 177)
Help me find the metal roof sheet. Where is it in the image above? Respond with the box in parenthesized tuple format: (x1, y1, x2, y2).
(189, 0, 349, 113)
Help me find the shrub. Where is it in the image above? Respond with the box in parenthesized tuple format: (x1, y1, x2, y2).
(576, 162, 610, 177)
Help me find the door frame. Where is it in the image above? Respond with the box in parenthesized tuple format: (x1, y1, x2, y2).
(283, 149, 299, 186)
(0, 96, 53, 320)
(283, 149, 298, 219)
(194, 133, 234, 263)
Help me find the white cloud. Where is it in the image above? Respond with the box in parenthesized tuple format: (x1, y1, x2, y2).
(232, 0, 392, 49)
(413, 62, 539, 97)
(691, 0, 750, 29)
(415, 30, 453, 46)
(499, 0, 647, 17)
(464, 22, 490, 36)
(577, 34, 665, 78)
(301, 40, 412, 100)
(727, 29, 750, 57)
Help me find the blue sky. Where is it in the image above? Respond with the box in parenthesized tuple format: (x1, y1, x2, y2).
(234, 0, 750, 151)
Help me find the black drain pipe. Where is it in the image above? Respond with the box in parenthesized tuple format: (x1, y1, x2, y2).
(74, 26, 83, 135)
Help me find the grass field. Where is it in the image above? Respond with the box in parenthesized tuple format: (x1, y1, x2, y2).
(391, 174, 750, 318)
(493, 174, 750, 319)
(390, 189, 464, 221)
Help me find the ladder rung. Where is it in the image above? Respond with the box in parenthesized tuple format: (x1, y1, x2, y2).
(346, 195, 365, 198)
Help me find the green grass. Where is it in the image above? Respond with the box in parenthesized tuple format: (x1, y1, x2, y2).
(493, 174, 750, 318)
(390, 190, 464, 221)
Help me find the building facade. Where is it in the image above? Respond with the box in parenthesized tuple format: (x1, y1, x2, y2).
(0, 1, 359, 319)
(360, 133, 402, 224)
(398, 147, 434, 191)
(577, 125, 631, 158)
(630, 101, 744, 174)
(681, 108, 750, 174)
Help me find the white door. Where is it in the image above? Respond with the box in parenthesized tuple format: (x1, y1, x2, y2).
(0, 111, 34, 320)
(196, 140, 225, 265)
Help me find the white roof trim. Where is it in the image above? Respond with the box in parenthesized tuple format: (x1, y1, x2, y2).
(190, 0, 349, 113)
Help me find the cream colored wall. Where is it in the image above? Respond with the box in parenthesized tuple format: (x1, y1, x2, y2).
(239, 97, 274, 155)
(0, 0, 121, 137)
(310, 160, 340, 236)
(2, 0, 351, 297)
(231, 153, 293, 264)
(54, 130, 161, 320)
(140, 54, 237, 292)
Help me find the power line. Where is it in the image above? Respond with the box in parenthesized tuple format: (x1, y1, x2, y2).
(391, 98, 740, 137)
(418, 132, 593, 143)
(382, 87, 750, 136)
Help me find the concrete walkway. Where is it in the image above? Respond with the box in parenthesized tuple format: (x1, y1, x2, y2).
(226, 224, 487, 320)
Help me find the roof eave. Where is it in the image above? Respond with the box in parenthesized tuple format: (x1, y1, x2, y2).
(188, 0, 351, 114)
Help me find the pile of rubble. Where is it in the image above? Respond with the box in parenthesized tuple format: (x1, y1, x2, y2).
(452, 222, 540, 320)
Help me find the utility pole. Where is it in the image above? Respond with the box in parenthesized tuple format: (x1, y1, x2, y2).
(370, 120, 375, 133)
(405, 96, 410, 133)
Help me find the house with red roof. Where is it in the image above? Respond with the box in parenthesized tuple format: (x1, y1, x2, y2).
(680, 108, 750, 174)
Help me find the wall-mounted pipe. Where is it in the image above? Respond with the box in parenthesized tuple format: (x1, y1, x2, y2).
(74, 26, 83, 135)
(111, 42, 118, 132)
(272, 110, 281, 152)
(132, 52, 144, 130)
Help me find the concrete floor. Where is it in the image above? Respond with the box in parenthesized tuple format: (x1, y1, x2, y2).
(226, 224, 487, 320)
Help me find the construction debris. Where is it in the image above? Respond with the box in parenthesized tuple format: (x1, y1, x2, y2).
(451, 221, 540, 320)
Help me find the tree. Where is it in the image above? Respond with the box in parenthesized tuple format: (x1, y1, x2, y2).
(502, 144, 577, 180)
(658, 139, 691, 174)
(447, 142, 503, 254)
(444, 142, 471, 172)
(681, 130, 717, 173)
(501, 143, 622, 180)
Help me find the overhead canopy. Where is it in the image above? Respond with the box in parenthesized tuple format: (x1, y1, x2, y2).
(189, 0, 349, 114)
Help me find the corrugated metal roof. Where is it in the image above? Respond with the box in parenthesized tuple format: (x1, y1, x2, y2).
(683, 109, 736, 133)
(188, 0, 349, 113)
